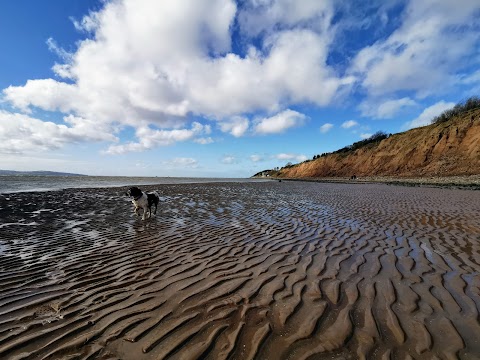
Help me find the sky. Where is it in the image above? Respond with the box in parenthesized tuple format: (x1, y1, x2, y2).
(0, 0, 479, 177)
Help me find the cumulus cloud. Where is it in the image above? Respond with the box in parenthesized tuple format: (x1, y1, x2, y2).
(219, 117, 249, 137)
(2, 0, 354, 154)
(319, 123, 333, 133)
(360, 97, 417, 119)
(254, 109, 306, 134)
(341, 120, 358, 129)
(3, 0, 478, 157)
(405, 101, 455, 129)
(3, 79, 81, 114)
(0, 110, 116, 154)
(104, 122, 209, 154)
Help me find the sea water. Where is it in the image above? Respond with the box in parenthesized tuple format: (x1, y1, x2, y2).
(0, 175, 263, 194)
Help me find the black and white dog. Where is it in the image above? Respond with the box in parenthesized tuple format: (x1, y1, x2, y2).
(126, 187, 160, 220)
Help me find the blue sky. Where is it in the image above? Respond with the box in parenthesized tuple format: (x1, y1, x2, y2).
(1, 0, 479, 177)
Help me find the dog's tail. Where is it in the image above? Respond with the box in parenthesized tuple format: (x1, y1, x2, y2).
(151, 191, 160, 199)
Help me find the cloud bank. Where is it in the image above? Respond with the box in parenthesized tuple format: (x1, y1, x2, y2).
(2, 0, 352, 154)
(1, 0, 479, 155)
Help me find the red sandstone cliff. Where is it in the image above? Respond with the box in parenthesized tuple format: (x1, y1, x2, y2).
(277, 109, 480, 178)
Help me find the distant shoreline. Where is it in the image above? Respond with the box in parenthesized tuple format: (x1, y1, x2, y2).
(0, 170, 87, 176)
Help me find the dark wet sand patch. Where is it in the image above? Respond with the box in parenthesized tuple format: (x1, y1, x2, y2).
(1, 182, 480, 359)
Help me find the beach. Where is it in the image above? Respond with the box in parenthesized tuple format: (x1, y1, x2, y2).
(271, 175, 480, 190)
(1, 181, 480, 359)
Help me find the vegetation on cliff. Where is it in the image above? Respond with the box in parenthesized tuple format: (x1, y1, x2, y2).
(431, 96, 480, 124)
(324, 131, 390, 156)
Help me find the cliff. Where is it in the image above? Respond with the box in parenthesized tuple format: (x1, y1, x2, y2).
(275, 108, 480, 178)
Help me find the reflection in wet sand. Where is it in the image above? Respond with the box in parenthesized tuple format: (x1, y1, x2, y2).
(0, 182, 479, 359)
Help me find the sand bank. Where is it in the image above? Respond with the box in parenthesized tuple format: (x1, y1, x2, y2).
(0, 182, 479, 359)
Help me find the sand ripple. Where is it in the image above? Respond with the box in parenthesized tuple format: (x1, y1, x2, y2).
(0, 182, 480, 359)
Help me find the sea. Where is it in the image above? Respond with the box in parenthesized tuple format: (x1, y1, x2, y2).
(0, 175, 265, 194)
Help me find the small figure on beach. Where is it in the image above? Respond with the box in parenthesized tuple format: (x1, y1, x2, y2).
(126, 186, 160, 220)
(351, 174, 357, 180)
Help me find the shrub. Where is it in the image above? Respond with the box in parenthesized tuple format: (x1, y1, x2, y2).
(332, 131, 389, 154)
(431, 96, 480, 124)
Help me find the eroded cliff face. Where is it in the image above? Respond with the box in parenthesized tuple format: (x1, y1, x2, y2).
(279, 110, 480, 178)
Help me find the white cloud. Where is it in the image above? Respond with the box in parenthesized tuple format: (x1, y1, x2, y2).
(319, 123, 333, 133)
(3, 79, 81, 114)
(219, 117, 249, 137)
(46, 38, 72, 62)
(194, 137, 214, 144)
(4, 0, 477, 159)
(360, 97, 417, 119)
(405, 100, 455, 129)
(254, 109, 306, 134)
(275, 153, 308, 163)
(2, 0, 353, 154)
(164, 157, 198, 168)
(360, 133, 373, 139)
(460, 70, 480, 85)
(238, 0, 334, 37)
(70, 11, 101, 33)
(221, 155, 237, 164)
(341, 120, 358, 129)
(0, 110, 116, 154)
(250, 154, 264, 162)
(104, 122, 209, 154)
(187, 29, 354, 117)
(349, 1, 480, 97)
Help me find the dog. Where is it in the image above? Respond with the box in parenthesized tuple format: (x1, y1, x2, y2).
(126, 186, 160, 220)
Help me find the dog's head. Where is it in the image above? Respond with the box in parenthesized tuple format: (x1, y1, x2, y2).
(126, 186, 142, 198)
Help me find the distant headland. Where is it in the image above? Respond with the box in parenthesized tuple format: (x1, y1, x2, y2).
(0, 170, 87, 176)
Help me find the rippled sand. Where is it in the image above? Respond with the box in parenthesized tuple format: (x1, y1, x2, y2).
(1, 182, 479, 359)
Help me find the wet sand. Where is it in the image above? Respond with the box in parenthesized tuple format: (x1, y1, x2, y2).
(1, 181, 479, 359)
(276, 175, 480, 190)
